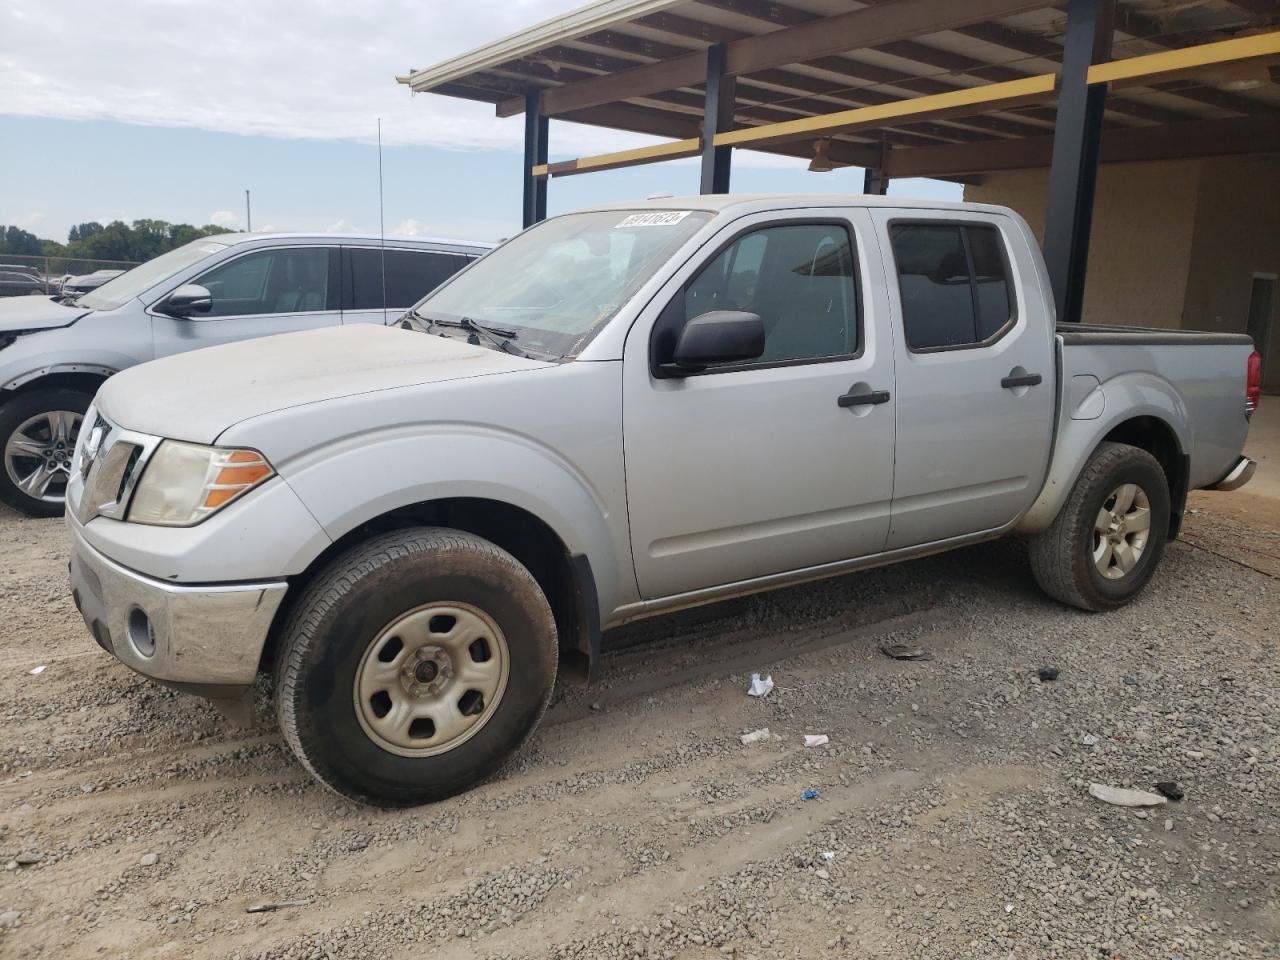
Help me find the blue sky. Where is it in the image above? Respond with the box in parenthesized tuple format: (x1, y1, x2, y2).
(0, 0, 960, 245)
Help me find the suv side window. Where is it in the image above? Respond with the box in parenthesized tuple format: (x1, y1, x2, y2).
(195, 248, 333, 317)
(889, 222, 1015, 351)
(346, 248, 472, 310)
(654, 222, 859, 371)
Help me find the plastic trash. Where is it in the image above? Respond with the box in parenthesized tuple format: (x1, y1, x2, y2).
(803, 734, 829, 748)
(879, 643, 933, 662)
(801, 789, 819, 801)
(747, 673, 774, 697)
(1088, 783, 1168, 807)
(1081, 734, 1099, 746)
(740, 728, 771, 745)
(28, 665, 46, 676)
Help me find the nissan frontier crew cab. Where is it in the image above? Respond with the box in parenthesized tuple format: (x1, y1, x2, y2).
(66, 195, 1260, 807)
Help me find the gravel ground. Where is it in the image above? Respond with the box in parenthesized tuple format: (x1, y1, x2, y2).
(0, 498, 1276, 960)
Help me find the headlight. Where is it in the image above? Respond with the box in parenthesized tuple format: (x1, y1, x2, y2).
(128, 440, 274, 526)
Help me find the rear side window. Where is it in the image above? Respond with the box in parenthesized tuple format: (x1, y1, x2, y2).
(664, 222, 858, 369)
(889, 222, 1015, 351)
(346, 248, 472, 310)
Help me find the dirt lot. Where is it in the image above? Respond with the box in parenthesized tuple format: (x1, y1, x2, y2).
(1, 493, 1277, 959)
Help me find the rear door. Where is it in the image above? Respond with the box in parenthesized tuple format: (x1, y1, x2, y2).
(623, 209, 897, 599)
(342, 247, 474, 325)
(870, 209, 1054, 549)
(151, 245, 341, 358)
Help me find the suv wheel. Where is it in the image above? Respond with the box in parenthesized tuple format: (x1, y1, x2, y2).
(275, 527, 558, 807)
(0, 388, 93, 518)
(1029, 441, 1171, 611)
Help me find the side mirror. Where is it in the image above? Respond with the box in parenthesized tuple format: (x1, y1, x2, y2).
(158, 284, 213, 318)
(662, 310, 765, 377)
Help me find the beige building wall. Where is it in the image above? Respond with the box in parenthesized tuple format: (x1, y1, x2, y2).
(965, 159, 1202, 328)
(965, 154, 1280, 388)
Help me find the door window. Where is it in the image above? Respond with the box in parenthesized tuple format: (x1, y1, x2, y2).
(657, 222, 859, 370)
(346, 248, 473, 310)
(889, 222, 1015, 351)
(195, 248, 332, 317)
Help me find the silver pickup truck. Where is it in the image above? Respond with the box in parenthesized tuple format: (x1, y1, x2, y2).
(65, 195, 1260, 806)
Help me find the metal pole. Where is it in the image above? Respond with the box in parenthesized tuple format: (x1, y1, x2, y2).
(862, 144, 889, 195)
(245, 189, 252, 232)
(1042, 0, 1113, 323)
(700, 43, 734, 195)
(522, 93, 548, 229)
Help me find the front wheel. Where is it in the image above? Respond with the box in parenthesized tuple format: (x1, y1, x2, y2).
(1029, 441, 1170, 611)
(275, 527, 558, 807)
(0, 388, 93, 517)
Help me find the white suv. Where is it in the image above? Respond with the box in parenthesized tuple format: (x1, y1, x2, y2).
(0, 232, 491, 516)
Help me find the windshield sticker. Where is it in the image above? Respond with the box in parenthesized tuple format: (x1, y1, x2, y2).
(615, 211, 692, 228)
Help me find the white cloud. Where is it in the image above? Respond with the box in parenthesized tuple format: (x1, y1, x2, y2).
(209, 210, 240, 228)
(324, 218, 361, 234)
(0, 0, 659, 157)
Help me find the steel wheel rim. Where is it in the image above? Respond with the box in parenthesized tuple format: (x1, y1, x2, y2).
(4, 410, 82, 504)
(1093, 483, 1152, 580)
(353, 601, 510, 758)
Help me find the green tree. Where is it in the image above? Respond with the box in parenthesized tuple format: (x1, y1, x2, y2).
(0, 225, 44, 256)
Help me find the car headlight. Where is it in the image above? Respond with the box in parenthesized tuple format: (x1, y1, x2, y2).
(128, 440, 274, 526)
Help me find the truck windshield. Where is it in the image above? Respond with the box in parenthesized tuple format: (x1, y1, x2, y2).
(76, 240, 230, 312)
(414, 209, 712, 358)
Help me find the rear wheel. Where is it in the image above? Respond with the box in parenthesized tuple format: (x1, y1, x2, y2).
(275, 527, 558, 807)
(0, 388, 92, 517)
(1029, 441, 1170, 611)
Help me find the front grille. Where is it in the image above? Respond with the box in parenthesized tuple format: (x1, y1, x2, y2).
(74, 415, 162, 524)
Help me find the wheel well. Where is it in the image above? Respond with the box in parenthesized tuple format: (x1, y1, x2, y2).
(4, 371, 108, 401)
(259, 498, 596, 678)
(1101, 416, 1189, 538)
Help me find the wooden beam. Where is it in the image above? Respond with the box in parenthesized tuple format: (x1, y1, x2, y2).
(713, 74, 1058, 149)
(536, 137, 702, 178)
(884, 114, 1280, 178)
(511, 0, 1052, 120)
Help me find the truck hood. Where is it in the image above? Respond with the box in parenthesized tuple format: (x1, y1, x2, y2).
(95, 324, 552, 444)
(0, 294, 90, 333)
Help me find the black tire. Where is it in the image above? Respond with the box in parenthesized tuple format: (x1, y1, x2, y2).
(0, 388, 93, 518)
(275, 527, 558, 807)
(1029, 441, 1170, 612)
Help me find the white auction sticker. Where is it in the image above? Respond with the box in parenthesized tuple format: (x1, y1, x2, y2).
(615, 211, 692, 228)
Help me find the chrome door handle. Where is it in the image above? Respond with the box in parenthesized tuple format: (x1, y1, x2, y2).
(837, 389, 891, 408)
(1001, 373, 1042, 389)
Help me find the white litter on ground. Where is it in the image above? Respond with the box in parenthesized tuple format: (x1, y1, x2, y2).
(740, 728, 771, 745)
(747, 673, 774, 697)
(803, 734, 829, 748)
(1088, 783, 1169, 807)
(28, 665, 46, 676)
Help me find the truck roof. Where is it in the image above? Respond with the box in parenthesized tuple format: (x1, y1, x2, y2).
(574, 193, 1013, 218)
(211, 232, 496, 250)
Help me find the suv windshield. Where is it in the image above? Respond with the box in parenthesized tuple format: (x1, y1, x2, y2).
(76, 240, 230, 311)
(414, 209, 712, 358)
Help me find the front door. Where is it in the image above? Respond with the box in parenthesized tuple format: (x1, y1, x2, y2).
(623, 212, 897, 600)
(870, 209, 1055, 549)
(151, 245, 341, 357)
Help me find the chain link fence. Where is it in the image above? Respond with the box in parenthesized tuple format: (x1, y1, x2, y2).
(0, 254, 141, 297)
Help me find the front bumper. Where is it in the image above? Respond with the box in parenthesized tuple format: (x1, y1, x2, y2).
(69, 523, 288, 695)
(1210, 456, 1256, 492)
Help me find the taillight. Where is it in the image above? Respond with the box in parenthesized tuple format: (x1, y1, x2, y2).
(1246, 351, 1261, 415)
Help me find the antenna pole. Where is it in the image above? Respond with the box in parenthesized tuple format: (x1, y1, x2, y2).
(377, 118, 387, 317)
(245, 189, 251, 232)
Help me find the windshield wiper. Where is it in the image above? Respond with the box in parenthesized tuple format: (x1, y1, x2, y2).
(405, 311, 530, 359)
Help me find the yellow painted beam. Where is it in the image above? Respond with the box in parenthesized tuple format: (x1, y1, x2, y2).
(1087, 30, 1280, 87)
(533, 137, 700, 179)
(711, 74, 1056, 150)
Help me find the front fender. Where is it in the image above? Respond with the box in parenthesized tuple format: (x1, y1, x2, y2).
(277, 425, 631, 616)
(1017, 371, 1189, 533)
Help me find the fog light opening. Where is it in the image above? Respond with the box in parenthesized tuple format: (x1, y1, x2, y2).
(127, 607, 156, 658)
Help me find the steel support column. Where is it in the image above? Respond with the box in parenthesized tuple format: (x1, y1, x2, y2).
(862, 144, 889, 195)
(523, 93, 548, 228)
(700, 43, 734, 194)
(1042, 0, 1113, 323)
